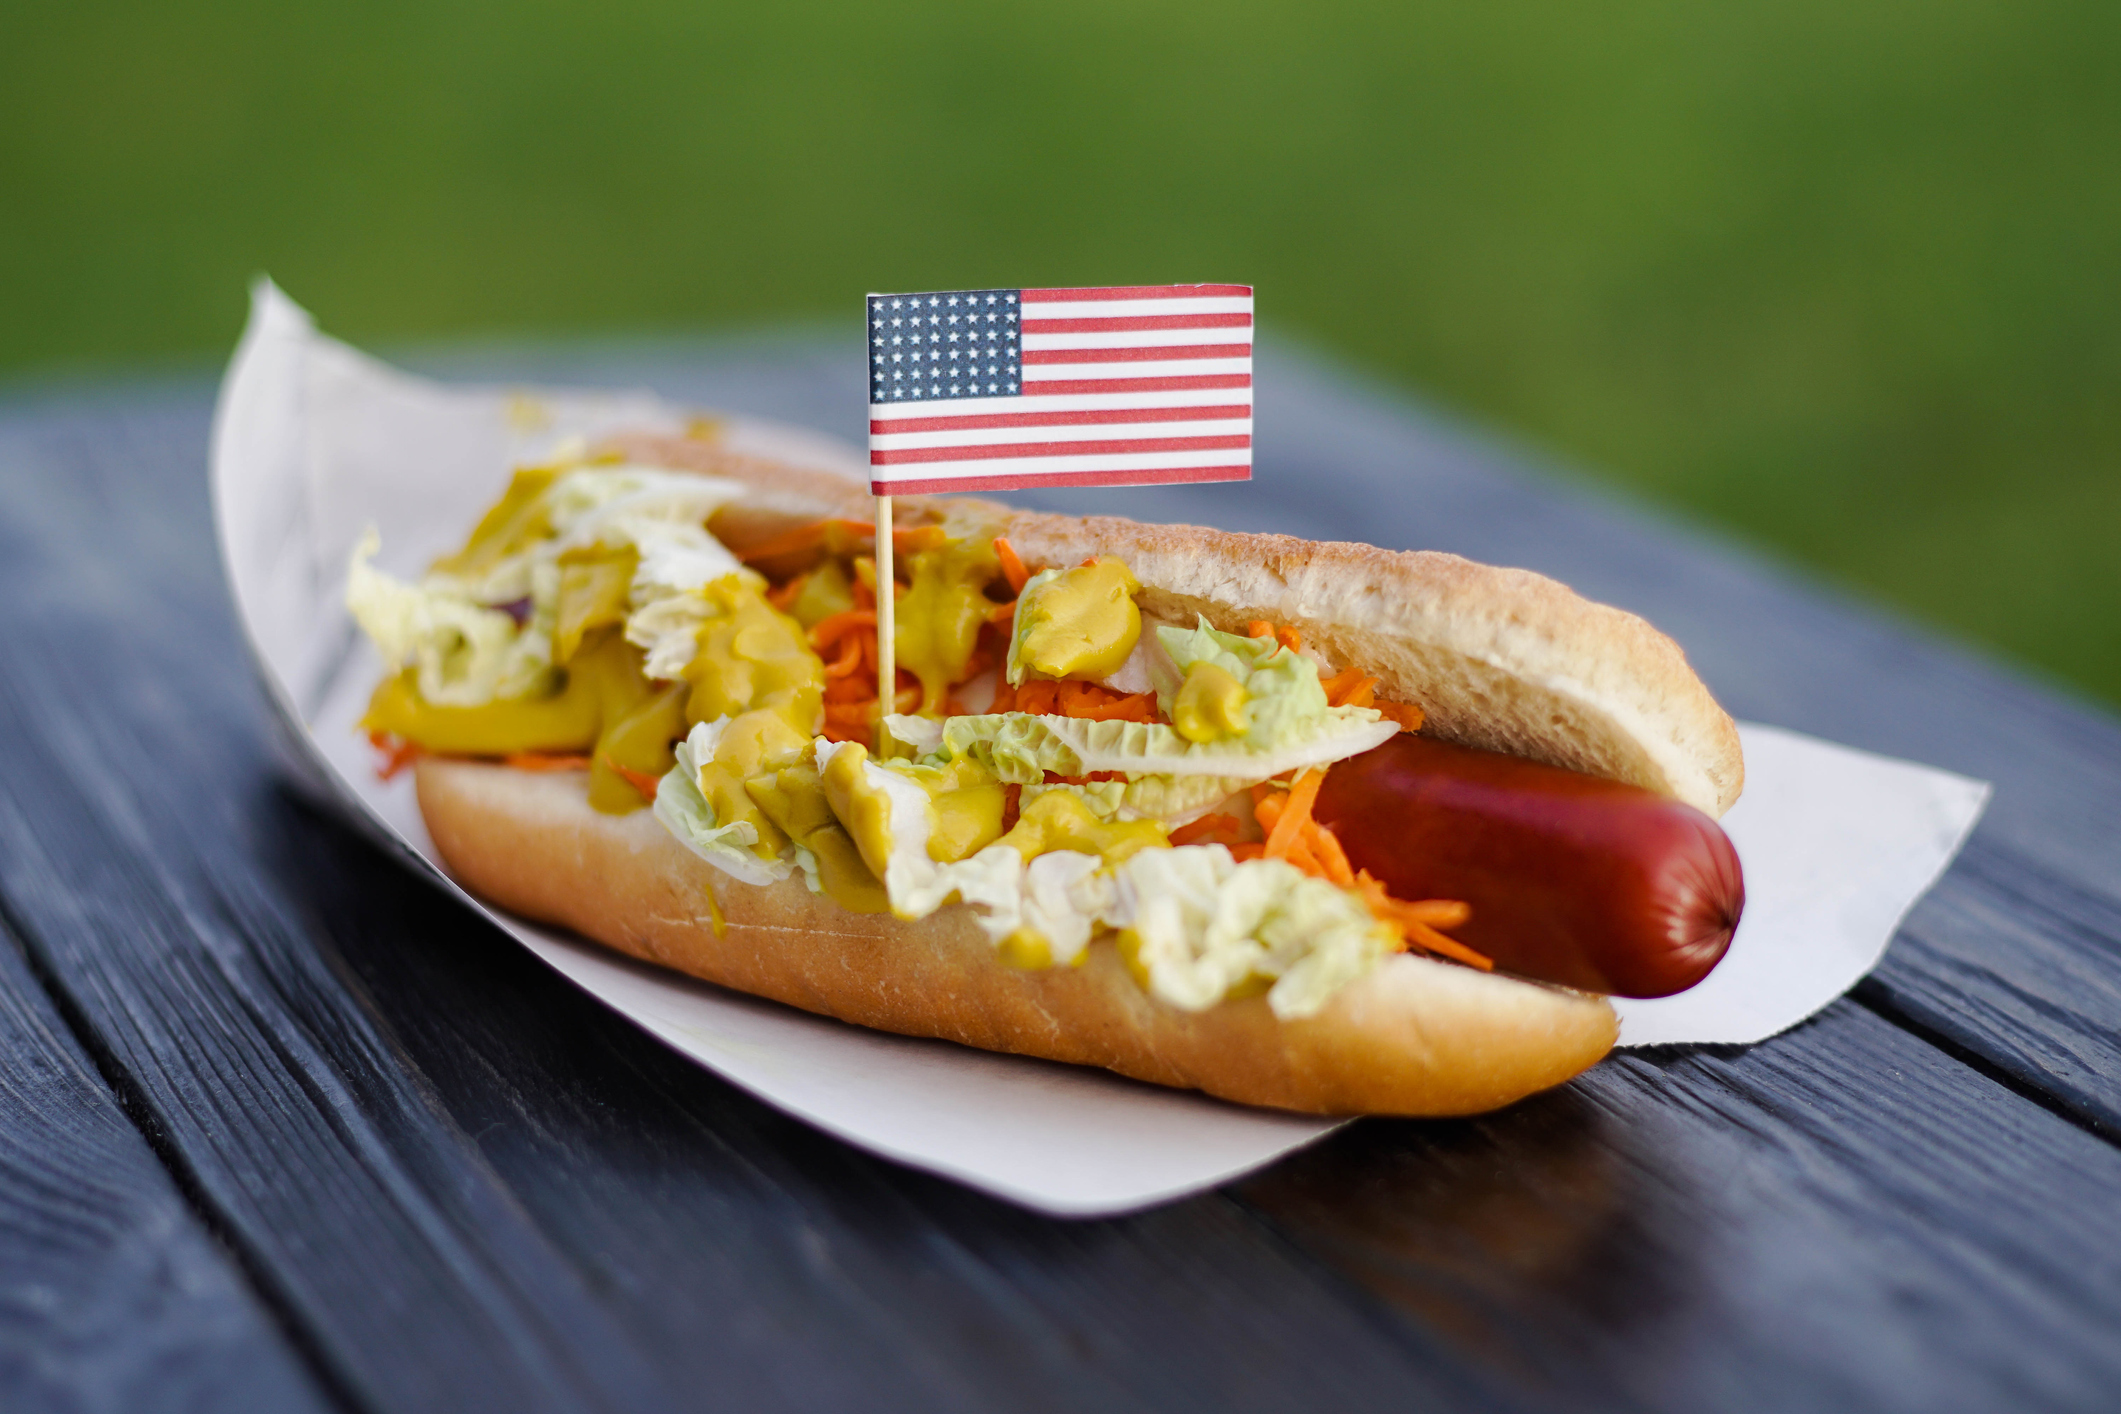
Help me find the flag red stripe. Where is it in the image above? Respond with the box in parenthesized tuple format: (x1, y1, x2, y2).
(1020, 285, 1252, 302)
(871, 435, 1251, 466)
(1021, 343, 1251, 366)
(875, 465, 1253, 495)
(871, 404, 1250, 434)
(1019, 313, 1251, 334)
(1012, 374, 1252, 396)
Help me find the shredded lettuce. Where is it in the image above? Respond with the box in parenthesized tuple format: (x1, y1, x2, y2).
(346, 529, 559, 706)
(1020, 773, 1246, 826)
(1109, 847, 1397, 1018)
(651, 719, 793, 886)
(933, 710, 1396, 782)
(348, 465, 754, 707)
(1003, 567, 1063, 686)
(1154, 617, 1333, 749)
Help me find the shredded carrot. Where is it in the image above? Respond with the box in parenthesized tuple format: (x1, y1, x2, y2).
(1263, 769, 1323, 861)
(736, 518, 874, 564)
(1228, 842, 1267, 862)
(823, 634, 863, 678)
(1245, 619, 1304, 653)
(1001, 783, 1023, 831)
(988, 598, 1017, 627)
(1395, 899, 1471, 929)
(808, 608, 877, 649)
(1169, 814, 1245, 847)
(1010, 679, 1157, 722)
(766, 573, 808, 611)
(993, 536, 1031, 593)
(1401, 920, 1494, 971)
(1352, 871, 1491, 970)
(1043, 771, 1126, 785)
(1252, 792, 1285, 834)
(988, 679, 1018, 713)
(368, 731, 424, 781)
(504, 752, 593, 772)
(604, 756, 664, 802)
(1320, 666, 1381, 709)
(1059, 680, 1157, 721)
(1304, 818, 1357, 886)
(894, 525, 949, 556)
(1372, 700, 1425, 732)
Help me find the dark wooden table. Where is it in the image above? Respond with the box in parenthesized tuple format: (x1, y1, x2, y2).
(3, 334, 2119, 1414)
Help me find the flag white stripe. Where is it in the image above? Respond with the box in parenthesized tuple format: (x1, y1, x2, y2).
(873, 449, 1250, 477)
(871, 419, 1252, 451)
(1019, 327, 1252, 351)
(1019, 356, 1250, 381)
(1017, 296, 1252, 320)
(869, 387, 1251, 419)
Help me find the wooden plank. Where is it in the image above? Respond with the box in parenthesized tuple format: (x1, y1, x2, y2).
(1238, 999, 2121, 1412)
(0, 396, 688, 1414)
(0, 913, 333, 1413)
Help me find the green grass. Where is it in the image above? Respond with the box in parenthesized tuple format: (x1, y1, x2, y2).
(5, 1, 2117, 706)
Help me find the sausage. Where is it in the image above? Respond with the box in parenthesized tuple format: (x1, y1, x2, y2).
(1312, 734, 1743, 997)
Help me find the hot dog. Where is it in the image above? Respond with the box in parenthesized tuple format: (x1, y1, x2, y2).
(347, 428, 1747, 1116)
(1313, 734, 1743, 997)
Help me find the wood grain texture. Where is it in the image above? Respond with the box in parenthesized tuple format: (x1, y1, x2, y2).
(2, 338, 2119, 1413)
(1239, 1002, 2121, 1413)
(0, 392, 687, 1414)
(0, 913, 332, 1414)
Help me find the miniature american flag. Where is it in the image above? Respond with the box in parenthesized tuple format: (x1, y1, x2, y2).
(866, 284, 1254, 495)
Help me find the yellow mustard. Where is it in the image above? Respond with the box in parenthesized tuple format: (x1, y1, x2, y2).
(553, 546, 637, 664)
(1171, 661, 1250, 743)
(744, 762, 891, 913)
(997, 789, 1167, 866)
(820, 743, 897, 882)
(787, 558, 854, 629)
(818, 744, 1007, 879)
(693, 708, 813, 862)
(1012, 558, 1142, 683)
(429, 465, 560, 579)
(894, 534, 1003, 714)
(362, 629, 680, 815)
(682, 575, 825, 733)
(895, 758, 1006, 863)
(996, 929, 1053, 970)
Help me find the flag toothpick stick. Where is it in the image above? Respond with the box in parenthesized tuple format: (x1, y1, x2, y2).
(874, 492, 895, 752)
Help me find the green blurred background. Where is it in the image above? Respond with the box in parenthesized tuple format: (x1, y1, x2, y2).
(5, 2, 2117, 705)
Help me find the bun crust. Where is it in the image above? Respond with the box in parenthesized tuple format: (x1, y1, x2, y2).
(612, 432, 1743, 816)
(417, 759, 1619, 1117)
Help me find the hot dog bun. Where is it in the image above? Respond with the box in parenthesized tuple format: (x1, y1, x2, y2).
(402, 432, 1746, 1115)
(611, 432, 1743, 817)
(416, 757, 1621, 1116)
